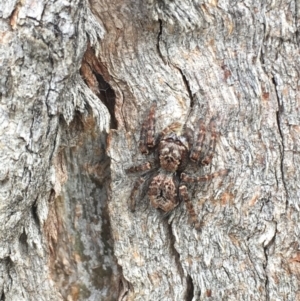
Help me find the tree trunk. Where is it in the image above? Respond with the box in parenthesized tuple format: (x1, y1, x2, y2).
(1, 0, 299, 300)
(0, 1, 115, 300)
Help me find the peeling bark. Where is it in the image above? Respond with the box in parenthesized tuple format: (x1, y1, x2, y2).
(1, 0, 300, 301)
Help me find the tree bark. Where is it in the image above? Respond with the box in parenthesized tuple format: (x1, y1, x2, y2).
(0, 1, 115, 300)
(1, 0, 300, 301)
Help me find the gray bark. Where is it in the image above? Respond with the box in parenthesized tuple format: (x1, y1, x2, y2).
(0, 1, 115, 300)
(0, 0, 300, 301)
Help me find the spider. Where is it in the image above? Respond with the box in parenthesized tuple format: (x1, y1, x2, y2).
(126, 103, 229, 230)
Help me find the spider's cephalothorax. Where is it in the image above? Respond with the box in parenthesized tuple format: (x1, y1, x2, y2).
(158, 133, 189, 172)
(126, 103, 229, 230)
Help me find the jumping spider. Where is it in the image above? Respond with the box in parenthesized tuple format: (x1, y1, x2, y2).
(126, 103, 229, 230)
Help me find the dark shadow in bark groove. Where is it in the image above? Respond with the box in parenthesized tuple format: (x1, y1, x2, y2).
(272, 76, 288, 208)
(0, 291, 5, 301)
(177, 67, 195, 109)
(80, 44, 117, 130)
(186, 274, 194, 301)
(95, 73, 117, 129)
(31, 200, 40, 228)
(156, 19, 167, 64)
(19, 230, 28, 254)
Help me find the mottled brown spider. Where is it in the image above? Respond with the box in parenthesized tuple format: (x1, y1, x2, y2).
(126, 103, 229, 230)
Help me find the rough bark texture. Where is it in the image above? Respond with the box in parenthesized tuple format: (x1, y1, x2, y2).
(1, 0, 300, 300)
(0, 0, 116, 300)
(93, 1, 300, 300)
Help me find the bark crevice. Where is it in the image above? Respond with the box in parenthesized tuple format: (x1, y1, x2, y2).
(186, 274, 194, 301)
(272, 76, 288, 207)
(263, 239, 270, 300)
(156, 19, 167, 64)
(167, 224, 185, 279)
(261, 206, 277, 301)
(177, 67, 194, 109)
(117, 274, 132, 301)
(166, 224, 192, 300)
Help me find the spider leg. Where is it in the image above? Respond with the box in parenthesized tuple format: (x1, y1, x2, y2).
(126, 161, 152, 173)
(160, 122, 182, 138)
(139, 103, 156, 154)
(179, 185, 201, 230)
(201, 119, 217, 165)
(148, 175, 162, 209)
(181, 169, 229, 183)
(190, 118, 206, 162)
(129, 176, 146, 212)
(183, 127, 194, 149)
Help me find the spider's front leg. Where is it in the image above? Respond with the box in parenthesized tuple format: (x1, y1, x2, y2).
(139, 103, 156, 154)
(126, 161, 152, 173)
(179, 185, 201, 230)
(190, 118, 206, 162)
(180, 169, 229, 229)
(126, 161, 153, 211)
(128, 176, 145, 212)
(181, 169, 229, 183)
(202, 119, 217, 165)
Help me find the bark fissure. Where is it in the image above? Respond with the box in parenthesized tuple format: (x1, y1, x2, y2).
(5, 258, 13, 290)
(167, 224, 192, 300)
(31, 201, 40, 229)
(272, 76, 288, 206)
(48, 119, 59, 163)
(120, 89, 128, 132)
(263, 245, 269, 301)
(222, 266, 231, 282)
(264, 220, 277, 301)
(117, 274, 132, 301)
(156, 19, 166, 64)
(167, 224, 185, 278)
(177, 67, 194, 109)
(295, 0, 300, 46)
(186, 274, 194, 301)
(44, 75, 53, 115)
(263, 244, 270, 300)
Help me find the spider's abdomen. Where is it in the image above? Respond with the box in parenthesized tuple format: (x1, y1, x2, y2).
(148, 173, 178, 212)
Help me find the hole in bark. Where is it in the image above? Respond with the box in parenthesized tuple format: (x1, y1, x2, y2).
(95, 73, 117, 129)
(80, 45, 118, 130)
